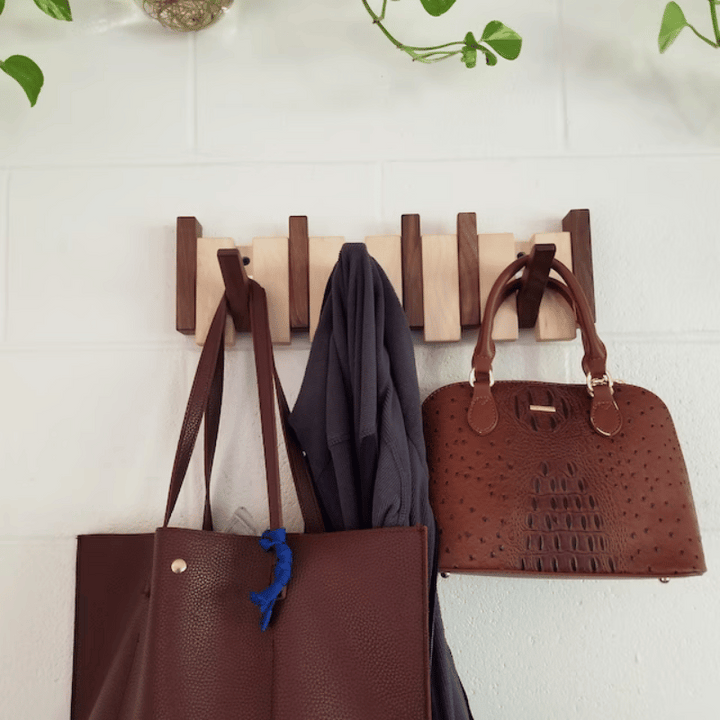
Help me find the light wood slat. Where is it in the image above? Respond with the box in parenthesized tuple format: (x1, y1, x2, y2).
(364, 235, 403, 304)
(478, 233, 518, 341)
(421, 235, 461, 342)
(251, 237, 291, 344)
(309, 237, 345, 341)
(196, 237, 236, 346)
(529, 232, 576, 341)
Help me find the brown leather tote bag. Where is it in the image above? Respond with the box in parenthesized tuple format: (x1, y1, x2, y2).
(71, 281, 431, 720)
(422, 255, 705, 579)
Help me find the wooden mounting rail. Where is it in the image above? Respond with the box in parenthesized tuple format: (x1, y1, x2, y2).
(175, 209, 595, 342)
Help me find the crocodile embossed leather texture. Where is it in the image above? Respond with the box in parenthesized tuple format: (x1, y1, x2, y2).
(423, 380, 706, 578)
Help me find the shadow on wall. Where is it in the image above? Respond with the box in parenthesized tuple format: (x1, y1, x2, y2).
(567, 22, 720, 143)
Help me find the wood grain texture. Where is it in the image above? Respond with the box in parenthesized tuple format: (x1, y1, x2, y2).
(478, 233, 518, 341)
(563, 208, 596, 321)
(252, 237, 291, 344)
(196, 237, 237, 346)
(421, 235, 461, 342)
(517, 243, 556, 329)
(289, 216, 309, 329)
(401, 215, 423, 329)
(365, 235, 403, 304)
(457, 212, 480, 327)
(309, 237, 345, 341)
(529, 232, 575, 341)
(176, 217, 201, 334)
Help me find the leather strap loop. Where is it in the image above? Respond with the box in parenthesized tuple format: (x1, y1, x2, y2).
(472, 256, 607, 376)
(469, 256, 621, 438)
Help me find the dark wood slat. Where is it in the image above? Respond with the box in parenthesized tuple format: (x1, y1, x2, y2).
(563, 208, 596, 321)
(217, 249, 251, 331)
(517, 244, 556, 329)
(289, 216, 309, 329)
(401, 214, 423, 329)
(176, 216, 201, 334)
(457, 212, 480, 328)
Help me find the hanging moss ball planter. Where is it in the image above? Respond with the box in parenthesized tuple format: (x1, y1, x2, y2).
(136, 0, 234, 32)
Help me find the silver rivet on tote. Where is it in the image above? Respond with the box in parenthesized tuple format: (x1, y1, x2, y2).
(171, 559, 188, 574)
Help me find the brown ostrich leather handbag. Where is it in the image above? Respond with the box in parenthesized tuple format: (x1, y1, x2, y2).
(422, 255, 705, 579)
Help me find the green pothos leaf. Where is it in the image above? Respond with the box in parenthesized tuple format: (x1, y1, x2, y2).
(419, 0, 457, 18)
(482, 48, 498, 66)
(481, 21, 522, 60)
(1, 55, 44, 106)
(461, 46, 477, 69)
(0, 0, 6, 16)
(33, 0, 73, 21)
(658, 2, 688, 53)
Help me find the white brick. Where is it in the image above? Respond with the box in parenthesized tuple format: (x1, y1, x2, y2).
(383, 157, 720, 334)
(562, 0, 720, 152)
(0, 171, 7, 343)
(0, 1, 192, 165)
(0, 538, 76, 720)
(195, 0, 564, 161)
(0, 344, 308, 538)
(6, 164, 379, 344)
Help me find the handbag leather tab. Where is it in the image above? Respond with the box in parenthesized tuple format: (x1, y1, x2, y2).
(590, 383, 622, 437)
(468, 379, 498, 435)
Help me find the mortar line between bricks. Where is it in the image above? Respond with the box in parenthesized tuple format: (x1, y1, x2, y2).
(0, 333, 719, 355)
(557, 0, 571, 152)
(1, 173, 9, 344)
(190, 33, 199, 154)
(5, 152, 720, 173)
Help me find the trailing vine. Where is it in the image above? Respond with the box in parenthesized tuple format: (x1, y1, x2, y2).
(7, 1, 714, 110)
(361, 0, 522, 68)
(1, 0, 73, 106)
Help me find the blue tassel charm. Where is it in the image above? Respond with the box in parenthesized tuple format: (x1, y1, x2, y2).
(250, 528, 293, 631)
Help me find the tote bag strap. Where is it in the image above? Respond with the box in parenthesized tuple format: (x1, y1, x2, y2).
(163, 280, 325, 532)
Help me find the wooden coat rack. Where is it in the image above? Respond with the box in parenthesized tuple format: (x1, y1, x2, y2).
(176, 210, 595, 345)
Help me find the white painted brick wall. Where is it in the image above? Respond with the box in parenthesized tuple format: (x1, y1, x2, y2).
(1, 1, 718, 718)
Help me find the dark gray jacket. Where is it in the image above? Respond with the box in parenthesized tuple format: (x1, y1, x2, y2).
(290, 244, 473, 720)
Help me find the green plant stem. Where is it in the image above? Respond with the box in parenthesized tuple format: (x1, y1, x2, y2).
(709, 0, 720, 45)
(362, 1, 405, 51)
(415, 50, 462, 62)
(688, 23, 718, 47)
(377, 0, 388, 22)
(361, 0, 465, 63)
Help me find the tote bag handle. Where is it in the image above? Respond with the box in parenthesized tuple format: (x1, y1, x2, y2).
(163, 279, 325, 532)
(468, 256, 621, 438)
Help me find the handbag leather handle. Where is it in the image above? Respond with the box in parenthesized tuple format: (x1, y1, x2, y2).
(163, 281, 325, 532)
(468, 256, 622, 438)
